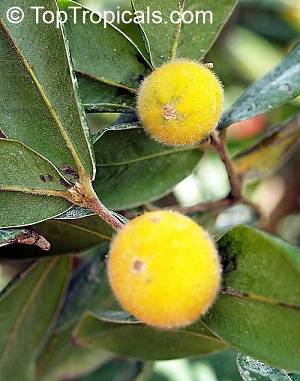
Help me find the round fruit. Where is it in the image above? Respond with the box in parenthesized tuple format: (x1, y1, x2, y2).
(107, 211, 221, 329)
(137, 59, 224, 146)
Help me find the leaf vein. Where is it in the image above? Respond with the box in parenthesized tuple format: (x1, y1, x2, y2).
(95, 146, 201, 167)
(0, 259, 58, 368)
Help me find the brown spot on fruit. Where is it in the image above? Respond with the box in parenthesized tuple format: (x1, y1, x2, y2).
(163, 105, 176, 119)
(132, 259, 145, 273)
(150, 215, 161, 223)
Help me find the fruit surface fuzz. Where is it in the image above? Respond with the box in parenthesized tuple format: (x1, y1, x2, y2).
(107, 210, 221, 329)
(137, 59, 224, 146)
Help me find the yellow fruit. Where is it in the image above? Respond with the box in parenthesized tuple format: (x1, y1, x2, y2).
(137, 59, 224, 146)
(107, 211, 221, 329)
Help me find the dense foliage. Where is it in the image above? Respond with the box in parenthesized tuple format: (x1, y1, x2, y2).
(0, 0, 299, 380)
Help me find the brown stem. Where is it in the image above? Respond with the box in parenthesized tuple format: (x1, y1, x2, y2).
(210, 131, 242, 199)
(66, 181, 124, 231)
(85, 197, 123, 231)
(168, 131, 263, 220)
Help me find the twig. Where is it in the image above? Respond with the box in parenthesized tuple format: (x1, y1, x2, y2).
(168, 130, 263, 220)
(67, 181, 124, 231)
(84, 197, 124, 231)
(210, 131, 242, 199)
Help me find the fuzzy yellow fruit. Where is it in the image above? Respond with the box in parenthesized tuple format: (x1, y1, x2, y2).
(107, 211, 221, 329)
(137, 59, 224, 146)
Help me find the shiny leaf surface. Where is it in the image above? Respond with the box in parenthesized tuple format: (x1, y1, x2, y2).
(221, 42, 300, 128)
(131, 0, 237, 67)
(0, 257, 71, 381)
(204, 226, 300, 372)
(93, 125, 204, 210)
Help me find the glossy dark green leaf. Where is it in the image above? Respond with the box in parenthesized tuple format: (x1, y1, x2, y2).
(237, 353, 300, 381)
(0, 227, 50, 251)
(73, 310, 228, 360)
(0, 215, 114, 259)
(36, 217, 114, 255)
(36, 323, 112, 381)
(204, 226, 300, 372)
(93, 125, 204, 210)
(131, 0, 237, 67)
(233, 113, 300, 180)
(58, 0, 151, 112)
(0, 0, 94, 175)
(290, 375, 300, 381)
(0, 192, 72, 230)
(0, 257, 71, 381)
(0, 140, 70, 191)
(221, 42, 300, 129)
(77, 75, 137, 113)
(0, 262, 29, 295)
(0, 139, 72, 228)
(176, 0, 237, 62)
(37, 249, 118, 381)
(0, 0, 97, 228)
(74, 358, 147, 381)
(58, 246, 118, 328)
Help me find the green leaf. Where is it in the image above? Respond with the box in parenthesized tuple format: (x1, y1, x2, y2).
(237, 353, 300, 381)
(290, 375, 300, 381)
(131, 0, 237, 67)
(0, 262, 28, 294)
(93, 125, 204, 210)
(37, 249, 118, 381)
(73, 310, 228, 360)
(176, 0, 238, 62)
(0, 139, 72, 227)
(0, 0, 94, 175)
(0, 216, 114, 259)
(0, 257, 71, 381)
(233, 113, 300, 180)
(74, 358, 147, 381)
(0, 192, 71, 230)
(221, 42, 300, 129)
(77, 75, 137, 113)
(58, 0, 151, 112)
(36, 324, 112, 381)
(203, 226, 300, 372)
(0, 227, 50, 251)
(0, 0, 101, 228)
(36, 216, 114, 256)
(57, 246, 118, 328)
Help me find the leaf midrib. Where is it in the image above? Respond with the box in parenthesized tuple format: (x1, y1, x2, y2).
(170, 0, 185, 60)
(0, 20, 85, 176)
(76, 311, 226, 345)
(222, 288, 300, 311)
(77, 70, 138, 94)
(52, 219, 112, 240)
(96, 146, 201, 167)
(0, 186, 70, 198)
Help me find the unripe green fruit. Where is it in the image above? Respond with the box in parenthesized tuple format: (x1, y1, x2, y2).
(137, 59, 224, 146)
